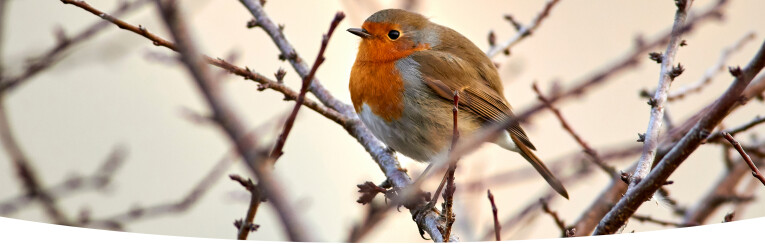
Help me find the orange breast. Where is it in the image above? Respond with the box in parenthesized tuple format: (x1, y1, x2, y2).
(349, 61, 405, 121)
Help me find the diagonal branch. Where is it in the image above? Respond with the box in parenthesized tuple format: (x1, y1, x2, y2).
(722, 132, 765, 186)
(153, 0, 312, 241)
(0, 0, 150, 92)
(667, 32, 756, 101)
(486, 0, 561, 58)
(532, 83, 617, 177)
(269, 12, 345, 160)
(593, 38, 765, 235)
(0, 95, 72, 225)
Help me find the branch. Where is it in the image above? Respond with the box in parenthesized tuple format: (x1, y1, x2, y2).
(682, 154, 762, 225)
(0, 0, 150, 92)
(706, 115, 765, 142)
(269, 12, 345, 160)
(441, 92, 461, 242)
(539, 198, 569, 237)
(153, 0, 312, 241)
(85, 151, 235, 230)
(593, 38, 765, 235)
(238, 0, 451, 241)
(667, 32, 756, 101)
(532, 83, 617, 177)
(230, 175, 265, 240)
(0, 145, 126, 217)
(631, 0, 694, 195)
(487, 190, 501, 241)
(0, 95, 72, 225)
(486, 0, 561, 58)
(630, 214, 683, 227)
(722, 132, 765, 186)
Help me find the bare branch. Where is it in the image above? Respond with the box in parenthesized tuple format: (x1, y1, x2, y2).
(487, 189, 501, 241)
(486, 0, 561, 58)
(594, 39, 765, 235)
(539, 198, 568, 237)
(230, 175, 265, 240)
(722, 132, 765, 186)
(0, 0, 150, 92)
(86, 151, 235, 230)
(269, 12, 345, 160)
(0, 95, 72, 225)
(0, 145, 126, 216)
(682, 154, 762, 225)
(667, 32, 756, 101)
(532, 83, 617, 177)
(630, 214, 683, 227)
(706, 115, 765, 142)
(631, 0, 695, 196)
(153, 0, 312, 241)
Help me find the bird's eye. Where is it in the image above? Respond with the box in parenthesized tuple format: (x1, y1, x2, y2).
(387, 30, 400, 40)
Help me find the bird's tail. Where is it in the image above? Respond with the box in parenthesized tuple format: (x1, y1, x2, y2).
(510, 135, 569, 199)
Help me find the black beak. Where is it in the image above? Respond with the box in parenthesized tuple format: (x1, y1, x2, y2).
(347, 28, 371, 38)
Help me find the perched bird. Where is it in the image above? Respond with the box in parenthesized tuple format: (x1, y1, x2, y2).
(348, 9, 568, 199)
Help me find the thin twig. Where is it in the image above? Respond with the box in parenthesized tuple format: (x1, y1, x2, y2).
(594, 39, 765, 235)
(487, 189, 501, 241)
(0, 95, 72, 225)
(667, 32, 756, 101)
(0, 0, 150, 92)
(486, 0, 561, 58)
(230, 175, 265, 240)
(706, 115, 765, 142)
(0, 145, 127, 216)
(85, 151, 235, 230)
(532, 83, 617, 177)
(154, 0, 312, 241)
(631, 0, 695, 197)
(442, 92, 461, 242)
(722, 132, 765, 186)
(630, 214, 683, 227)
(682, 154, 762, 225)
(540, 198, 568, 237)
(268, 12, 345, 161)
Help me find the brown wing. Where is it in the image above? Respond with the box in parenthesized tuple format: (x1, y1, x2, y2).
(411, 50, 536, 150)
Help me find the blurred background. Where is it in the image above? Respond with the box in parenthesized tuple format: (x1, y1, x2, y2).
(1, 0, 764, 242)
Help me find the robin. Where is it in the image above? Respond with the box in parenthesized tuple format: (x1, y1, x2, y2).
(348, 9, 568, 199)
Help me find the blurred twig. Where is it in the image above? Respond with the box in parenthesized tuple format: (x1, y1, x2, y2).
(666, 32, 756, 101)
(487, 189, 501, 241)
(0, 146, 127, 216)
(0, 95, 72, 225)
(0, 0, 150, 92)
(154, 0, 312, 241)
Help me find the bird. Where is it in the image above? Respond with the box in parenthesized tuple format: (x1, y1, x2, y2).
(347, 9, 568, 199)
